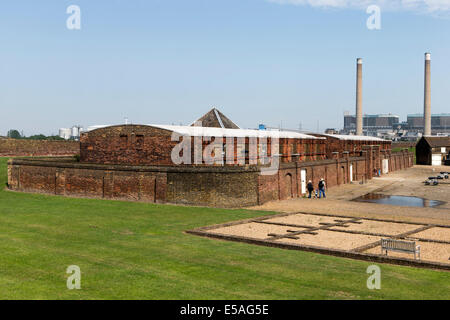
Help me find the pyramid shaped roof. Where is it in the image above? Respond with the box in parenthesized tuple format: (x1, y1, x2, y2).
(191, 108, 240, 129)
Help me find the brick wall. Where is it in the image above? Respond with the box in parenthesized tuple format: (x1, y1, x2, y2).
(312, 134, 392, 159)
(0, 139, 79, 156)
(167, 170, 259, 207)
(7, 150, 414, 208)
(256, 149, 415, 204)
(7, 158, 260, 208)
(80, 125, 177, 165)
(7, 159, 168, 203)
(80, 125, 326, 166)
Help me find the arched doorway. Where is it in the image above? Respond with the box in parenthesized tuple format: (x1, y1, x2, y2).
(285, 173, 293, 199)
(341, 166, 346, 184)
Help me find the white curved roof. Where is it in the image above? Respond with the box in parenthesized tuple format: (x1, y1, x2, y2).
(84, 124, 386, 142)
(150, 124, 322, 139)
(86, 125, 110, 132)
(323, 134, 387, 142)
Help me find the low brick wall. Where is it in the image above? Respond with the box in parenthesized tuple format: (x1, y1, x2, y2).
(7, 158, 261, 207)
(7, 150, 414, 207)
(167, 171, 259, 207)
(0, 139, 79, 157)
(258, 150, 414, 204)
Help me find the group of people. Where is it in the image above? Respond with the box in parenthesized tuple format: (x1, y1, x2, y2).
(306, 178, 326, 199)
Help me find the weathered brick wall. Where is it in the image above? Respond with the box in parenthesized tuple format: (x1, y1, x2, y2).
(311, 134, 392, 159)
(7, 159, 168, 202)
(256, 150, 414, 204)
(0, 139, 79, 156)
(258, 174, 279, 205)
(80, 125, 327, 166)
(355, 158, 366, 181)
(167, 170, 259, 207)
(389, 150, 414, 171)
(7, 159, 259, 207)
(80, 125, 177, 165)
(278, 167, 299, 200)
(8, 150, 414, 208)
(256, 159, 357, 203)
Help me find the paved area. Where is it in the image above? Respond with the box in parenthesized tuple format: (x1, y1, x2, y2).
(250, 166, 450, 226)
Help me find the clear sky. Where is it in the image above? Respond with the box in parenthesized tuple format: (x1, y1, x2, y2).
(1, 0, 449, 135)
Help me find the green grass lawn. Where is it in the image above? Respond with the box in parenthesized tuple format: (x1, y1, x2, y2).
(0, 158, 448, 299)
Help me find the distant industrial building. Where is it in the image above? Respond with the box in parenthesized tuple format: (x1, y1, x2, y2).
(8, 108, 414, 207)
(58, 128, 72, 140)
(59, 125, 84, 140)
(404, 114, 450, 134)
(342, 113, 400, 138)
(324, 128, 339, 135)
(342, 113, 450, 141)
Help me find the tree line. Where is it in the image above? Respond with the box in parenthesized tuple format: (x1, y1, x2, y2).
(6, 129, 64, 141)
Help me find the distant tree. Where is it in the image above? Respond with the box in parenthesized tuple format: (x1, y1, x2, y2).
(26, 134, 65, 141)
(7, 129, 21, 139)
(27, 134, 47, 140)
(46, 135, 65, 141)
(6, 131, 66, 140)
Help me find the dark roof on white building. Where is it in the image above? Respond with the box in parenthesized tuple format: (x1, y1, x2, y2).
(420, 136, 450, 148)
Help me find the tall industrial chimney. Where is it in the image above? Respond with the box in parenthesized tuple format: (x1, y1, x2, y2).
(423, 53, 432, 136)
(356, 58, 363, 136)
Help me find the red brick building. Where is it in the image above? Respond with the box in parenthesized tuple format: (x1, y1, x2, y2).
(7, 109, 414, 207)
(311, 133, 391, 158)
(79, 124, 326, 166)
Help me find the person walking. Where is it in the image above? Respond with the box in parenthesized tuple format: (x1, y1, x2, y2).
(307, 180, 314, 198)
(318, 178, 326, 199)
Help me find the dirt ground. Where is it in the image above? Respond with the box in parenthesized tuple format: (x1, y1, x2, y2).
(210, 222, 306, 240)
(250, 165, 450, 226)
(275, 229, 381, 251)
(330, 220, 420, 236)
(199, 212, 450, 266)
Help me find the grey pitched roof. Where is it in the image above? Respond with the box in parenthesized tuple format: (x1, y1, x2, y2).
(422, 136, 450, 148)
(191, 108, 240, 129)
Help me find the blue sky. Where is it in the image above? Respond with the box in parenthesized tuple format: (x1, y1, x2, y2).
(0, 0, 449, 135)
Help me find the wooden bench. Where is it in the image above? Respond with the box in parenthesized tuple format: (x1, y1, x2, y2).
(381, 239, 421, 260)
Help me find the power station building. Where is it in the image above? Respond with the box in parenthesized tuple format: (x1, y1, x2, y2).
(343, 113, 450, 139)
(405, 114, 450, 134)
(343, 114, 400, 136)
